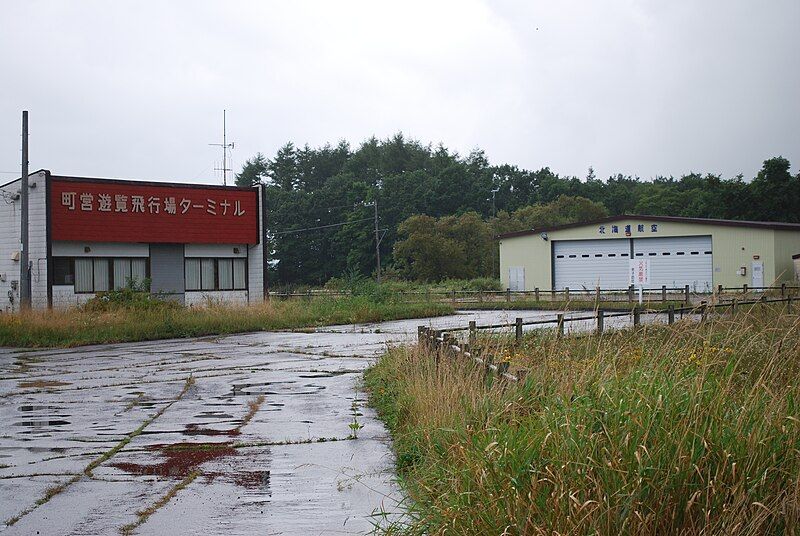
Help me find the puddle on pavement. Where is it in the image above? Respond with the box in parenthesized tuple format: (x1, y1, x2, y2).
(18, 405, 62, 412)
(183, 423, 240, 437)
(18, 380, 72, 389)
(13, 419, 71, 429)
(193, 411, 235, 420)
(231, 381, 293, 396)
(297, 371, 353, 378)
(111, 442, 270, 492)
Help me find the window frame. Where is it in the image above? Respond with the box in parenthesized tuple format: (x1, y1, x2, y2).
(54, 256, 150, 294)
(185, 257, 248, 292)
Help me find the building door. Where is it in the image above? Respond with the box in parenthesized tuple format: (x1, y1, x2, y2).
(553, 238, 630, 290)
(632, 236, 712, 292)
(508, 267, 525, 291)
(751, 261, 764, 289)
(149, 244, 185, 304)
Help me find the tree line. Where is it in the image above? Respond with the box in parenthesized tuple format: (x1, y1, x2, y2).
(235, 134, 800, 285)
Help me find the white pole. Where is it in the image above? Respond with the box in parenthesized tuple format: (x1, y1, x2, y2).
(638, 285, 643, 305)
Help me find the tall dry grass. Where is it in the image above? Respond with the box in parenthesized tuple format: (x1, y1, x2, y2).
(0, 296, 452, 347)
(366, 304, 800, 535)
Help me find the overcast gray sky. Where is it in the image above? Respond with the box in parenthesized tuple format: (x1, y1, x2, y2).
(1, 0, 798, 185)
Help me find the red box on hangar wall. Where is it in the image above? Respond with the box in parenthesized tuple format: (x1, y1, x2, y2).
(50, 178, 259, 245)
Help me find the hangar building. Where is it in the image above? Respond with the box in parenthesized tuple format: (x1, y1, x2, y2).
(498, 215, 800, 292)
(1, 170, 267, 311)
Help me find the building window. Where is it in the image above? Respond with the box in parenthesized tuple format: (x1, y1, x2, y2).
(57, 257, 149, 293)
(53, 258, 74, 285)
(185, 258, 247, 291)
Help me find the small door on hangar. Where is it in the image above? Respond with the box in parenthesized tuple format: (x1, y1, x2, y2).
(632, 236, 712, 292)
(508, 266, 525, 291)
(553, 238, 630, 290)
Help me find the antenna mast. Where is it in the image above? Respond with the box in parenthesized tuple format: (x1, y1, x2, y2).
(209, 109, 234, 185)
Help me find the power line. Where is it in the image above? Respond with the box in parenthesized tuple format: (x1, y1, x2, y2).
(272, 217, 374, 235)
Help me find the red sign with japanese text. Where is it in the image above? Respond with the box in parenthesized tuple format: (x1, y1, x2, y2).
(50, 179, 258, 244)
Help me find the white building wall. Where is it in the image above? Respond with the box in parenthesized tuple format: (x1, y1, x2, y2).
(247, 185, 265, 303)
(0, 171, 48, 312)
(52, 285, 96, 309)
(185, 244, 246, 258)
(52, 241, 149, 257)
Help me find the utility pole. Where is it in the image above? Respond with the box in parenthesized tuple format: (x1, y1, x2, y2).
(20, 110, 31, 310)
(373, 200, 381, 284)
(209, 109, 234, 185)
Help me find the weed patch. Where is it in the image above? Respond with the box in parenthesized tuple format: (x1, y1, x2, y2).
(0, 297, 452, 348)
(366, 307, 800, 534)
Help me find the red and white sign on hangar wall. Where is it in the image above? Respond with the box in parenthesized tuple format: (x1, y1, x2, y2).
(50, 178, 259, 244)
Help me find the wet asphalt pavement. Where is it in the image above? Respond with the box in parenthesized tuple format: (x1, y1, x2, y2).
(0, 309, 648, 535)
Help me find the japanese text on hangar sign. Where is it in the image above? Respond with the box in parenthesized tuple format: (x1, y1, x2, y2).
(50, 179, 258, 244)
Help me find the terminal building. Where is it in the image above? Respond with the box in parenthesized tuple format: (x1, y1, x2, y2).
(1, 170, 267, 312)
(499, 215, 800, 292)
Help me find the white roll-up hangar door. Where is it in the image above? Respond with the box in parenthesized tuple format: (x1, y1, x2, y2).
(632, 235, 712, 292)
(553, 238, 631, 290)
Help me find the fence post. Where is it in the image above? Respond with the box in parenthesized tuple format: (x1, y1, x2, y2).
(781, 283, 786, 297)
(443, 333, 456, 357)
(700, 301, 707, 322)
(596, 309, 604, 334)
(451, 290, 456, 306)
(469, 320, 477, 346)
(633, 305, 640, 326)
(661, 285, 666, 303)
(716, 284, 722, 299)
(743, 284, 748, 294)
(565, 287, 570, 302)
(731, 298, 737, 314)
(479, 290, 483, 303)
(515, 317, 523, 341)
(628, 285, 634, 303)
(667, 304, 675, 325)
(595, 286, 601, 304)
(684, 284, 690, 305)
(506, 288, 511, 303)
(534, 287, 540, 302)
(556, 314, 564, 337)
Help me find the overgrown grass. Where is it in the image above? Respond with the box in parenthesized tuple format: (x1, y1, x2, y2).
(0, 296, 452, 348)
(366, 304, 800, 534)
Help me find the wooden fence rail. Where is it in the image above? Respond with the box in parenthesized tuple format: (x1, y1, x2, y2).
(417, 295, 796, 384)
(269, 284, 800, 305)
